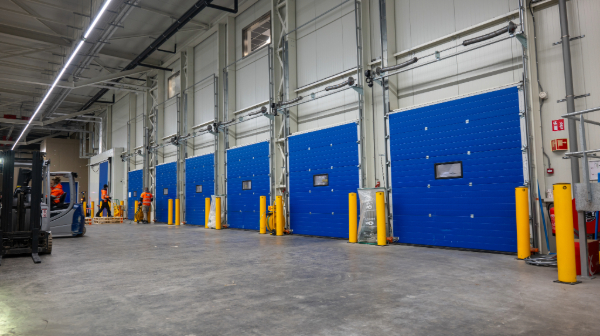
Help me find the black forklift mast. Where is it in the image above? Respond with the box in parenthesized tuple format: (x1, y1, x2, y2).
(0, 151, 44, 265)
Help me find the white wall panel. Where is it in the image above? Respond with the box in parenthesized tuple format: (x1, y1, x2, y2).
(135, 93, 144, 148)
(111, 95, 129, 149)
(392, 0, 521, 108)
(164, 59, 181, 139)
(296, 0, 357, 87)
(233, 0, 270, 111)
(194, 32, 218, 127)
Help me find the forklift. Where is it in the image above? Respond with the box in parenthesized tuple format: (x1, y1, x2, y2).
(0, 150, 50, 264)
(0, 150, 85, 265)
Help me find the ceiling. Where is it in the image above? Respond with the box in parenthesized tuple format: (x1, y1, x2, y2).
(0, 0, 236, 146)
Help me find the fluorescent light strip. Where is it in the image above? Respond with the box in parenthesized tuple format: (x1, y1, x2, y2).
(12, 0, 113, 149)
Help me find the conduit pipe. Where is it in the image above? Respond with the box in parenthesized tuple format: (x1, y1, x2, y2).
(462, 21, 518, 46)
(325, 76, 355, 91)
(375, 57, 418, 76)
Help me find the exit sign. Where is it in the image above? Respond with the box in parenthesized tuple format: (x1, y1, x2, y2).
(552, 119, 565, 131)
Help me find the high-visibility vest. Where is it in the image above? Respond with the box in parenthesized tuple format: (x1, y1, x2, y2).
(101, 189, 109, 201)
(141, 192, 153, 206)
(51, 184, 64, 204)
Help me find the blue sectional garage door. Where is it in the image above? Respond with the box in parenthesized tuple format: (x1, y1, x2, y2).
(289, 122, 359, 238)
(186, 154, 214, 225)
(127, 169, 143, 220)
(227, 142, 270, 230)
(156, 162, 177, 223)
(389, 86, 523, 252)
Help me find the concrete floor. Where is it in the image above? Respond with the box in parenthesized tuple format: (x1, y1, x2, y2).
(1, 223, 599, 336)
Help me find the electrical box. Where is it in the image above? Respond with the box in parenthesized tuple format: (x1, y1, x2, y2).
(547, 168, 554, 174)
(551, 138, 568, 151)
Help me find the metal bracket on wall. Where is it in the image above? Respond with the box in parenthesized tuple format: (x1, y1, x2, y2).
(553, 35, 585, 46)
(557, 93, 590, 103)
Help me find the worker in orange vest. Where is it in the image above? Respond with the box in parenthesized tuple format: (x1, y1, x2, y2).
(139, 187, 153, 224)
(50, 176, 65, 207)
(96, 184, 112, 217)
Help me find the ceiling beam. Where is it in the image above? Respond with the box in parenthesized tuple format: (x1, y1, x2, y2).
(0, 131, 66, 145)
(74, 66, 150, 87)
(0, 24, 162, 65)
(0, 23, 71, 46)
(20, 0, 85, 15)
(0, 6, 83, 30)
(0, 46, 58, 60)
(135, 4, 209, 29)
(10, 0, 70, 36)
(42, 107, 102, 125)
(0, 86, 94, 104)
(0, 117, 41, 125)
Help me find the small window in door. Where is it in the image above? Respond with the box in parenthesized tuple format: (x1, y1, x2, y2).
(435, 161, 463, 179)
(196, 185, 202, 193)
(242, 181, 252, 190)
(133, 191, 137, 197)
(313, 174, 329, 187)
(163, 188, 168, 195)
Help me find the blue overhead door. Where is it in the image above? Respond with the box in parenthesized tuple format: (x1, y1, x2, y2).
(98, 161, 109, 203)
(289, 122, 359, 238)
(127, 169, 143, 220)
(389, 86, 523, 252)
(156, 162, 177, 223)
(186, 154, 214, 225)
(227, 142, 270, 230)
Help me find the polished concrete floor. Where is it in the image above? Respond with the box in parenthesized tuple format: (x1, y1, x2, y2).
(1, 223, 599, 336)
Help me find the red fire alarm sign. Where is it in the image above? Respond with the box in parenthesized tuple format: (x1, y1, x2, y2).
(551, 138, 568, 151)
(547, 168, 554, 174)
(552, 119, 565, 131)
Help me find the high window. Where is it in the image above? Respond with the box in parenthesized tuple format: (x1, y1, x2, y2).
(242, 13, 271, 57)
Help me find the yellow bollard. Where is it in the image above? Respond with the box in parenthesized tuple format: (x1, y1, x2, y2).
(376, 192, 387, 246)
(276, 196, 284, 236)
(215, 197, 222, 230)
(134, 200, 138, 217)
(553, 183, 579, 284)
(515, 187, 531, 259)
(168, 199, 173, 225)
(91, 201, 95, 218)
(175, 199, 180, 226)
(205, 198, 210, 228)
(349, 193, 358, 243)
(120, 200, 124, 218)
(83, 201, 87, 217)
(260, 196, 267, 234)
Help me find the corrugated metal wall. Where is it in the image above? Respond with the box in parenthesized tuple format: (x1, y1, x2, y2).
(390, 87, 523, 252)
(185, 154, 215, 225)
(288, 122, 359, 237)
(227, 142, 270, 230)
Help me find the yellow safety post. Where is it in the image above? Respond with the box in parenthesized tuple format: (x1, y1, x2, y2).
(260, 196, 267, 234)
(205, 198, 210, 228)
(376, 192, 387, 246)
(515, 187, 531, 259)
(134, 201, 138, 217)
(553, 183, 579, 284)
(349, 193, 358, 243)
(91, 201, 95, 218)
(215, 197, 222, 230)
(276, 196, 284, 236)
(168, 199, 173, 225)
(120, 200, 124, 218)
(175, 199, 180, 226)
(83, 202, 87, 217)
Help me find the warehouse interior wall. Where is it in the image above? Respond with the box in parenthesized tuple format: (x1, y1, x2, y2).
(95, 0, 600, 250)
(41, 138, 89, 203)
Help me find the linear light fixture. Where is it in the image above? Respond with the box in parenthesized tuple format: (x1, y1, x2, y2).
(12, 0, 113, 149)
